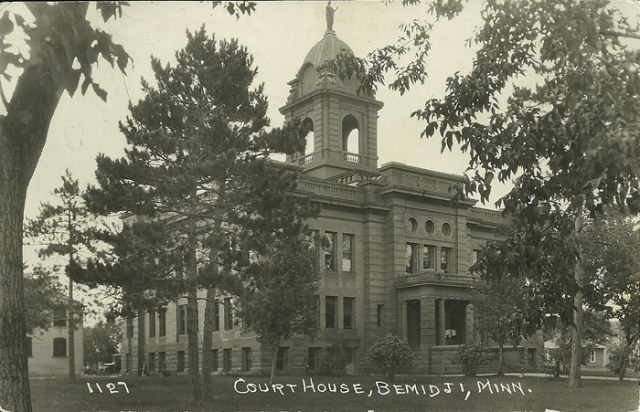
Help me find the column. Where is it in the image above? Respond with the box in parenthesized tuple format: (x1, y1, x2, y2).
(401, 300, 408, 340)
(437, 299, 446, 346)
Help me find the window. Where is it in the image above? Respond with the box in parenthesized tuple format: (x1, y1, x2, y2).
(442, 222, 452, 236)
(441, 248, 453, 273)
(590, 351, 596, 363)
(472, 250, 481, 265)
(303, 117, 314, 156)
(148, 352, 155, 371)
(377, 304, 383, 327)
(159, 352, 166, 371)
(308, 347, 320, 371)
(425, 219, 435, 234)
(53, 337, 66, 357)
(242, 347, 252, 372)
(26, 337, 32, 358)
(423, 245, 436, 270)
(158, 308, 166, 337)
(149, 309, 156, 338)
(276, 347, 289, 371)
(214, 301, 220, 331)
(211, 349, 219, 371)
(325, 296, 337, 328)
(177, 351, 185, 372)
(53, 307, 66, 327)
(324, 232, 336, 271)
(405, 243, 418, 273)
(343, 297, 355, 329)
(178, 304, 187, 335)
(342, 234, 354, 272)
(224, 298, 233, 330)
(408, 217, 418, 232)
(406, 300, 421, 348)
(223, 348, 232, 372)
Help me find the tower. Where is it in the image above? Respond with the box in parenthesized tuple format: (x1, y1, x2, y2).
(279, 24, 384, 181)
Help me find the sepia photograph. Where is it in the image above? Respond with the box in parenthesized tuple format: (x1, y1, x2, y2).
(0, 1, 638, 411)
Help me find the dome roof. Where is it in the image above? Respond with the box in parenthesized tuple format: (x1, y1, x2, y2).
(303, 30, 353, 68)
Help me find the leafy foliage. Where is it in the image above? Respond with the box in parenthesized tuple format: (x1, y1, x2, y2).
(325, 334, 348, 376)
(83, 320, 122, 371)
(451, 342, 493, 377)
(471, 276, 528, 374)
(23, 266, 62, 334)
(239, 234, 320, 382)
(366, 334, 415, 381)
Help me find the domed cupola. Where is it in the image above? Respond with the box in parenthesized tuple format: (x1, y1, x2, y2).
(280, 2, 383, 180)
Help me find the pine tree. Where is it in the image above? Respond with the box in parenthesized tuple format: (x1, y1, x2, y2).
(84, 27, 312, 403)
(25, 170, 96, 381)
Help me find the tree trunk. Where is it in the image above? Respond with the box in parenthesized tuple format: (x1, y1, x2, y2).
(68, 277, 75, 381)
(569, 211, 584, 389)
(202, 287, 216, 400)
(186, 212, 202, 404)
(270, 344, 279, 385)
(0, 167, 32, 412)
(497, 340, 504, 376)
(0, 58, 64, 410)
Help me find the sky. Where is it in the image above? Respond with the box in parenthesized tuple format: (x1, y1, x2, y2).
(16, 0, 495, 220)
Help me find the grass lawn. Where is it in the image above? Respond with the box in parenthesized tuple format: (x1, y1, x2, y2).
(30, 374, 638, 412)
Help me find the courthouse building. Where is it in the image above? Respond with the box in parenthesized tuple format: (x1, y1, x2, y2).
(121, 24, 542, 377)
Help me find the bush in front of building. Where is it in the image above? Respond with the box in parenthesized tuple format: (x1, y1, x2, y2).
(366, 334, 415, 381)
(326, 335, 348, 376)
(451, 342, 493, 376)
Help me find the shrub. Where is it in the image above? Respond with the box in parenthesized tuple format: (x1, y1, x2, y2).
(451, 343, 493, 376)
(367, 334, 415, 381)
(326, 335, 347, 376)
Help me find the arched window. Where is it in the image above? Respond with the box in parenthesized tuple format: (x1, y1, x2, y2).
(53, 337, 67, 357)
(342, 115, 360, 158)
(303, 117, 314, 156)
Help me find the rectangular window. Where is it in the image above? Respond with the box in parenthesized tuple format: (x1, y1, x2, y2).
(158, 308, 166, 337)
(223, 348, 232, 372)
(53, 337, 67, 357)
(224, 298, 233, 330)
(26, 337, 32, 358)
(441, 247, 453, 273)
(377, 304, 383, 327)
(422, 245, 436, 270)
(276, 347, 289, 371)
(214, 301, 220, 331)
(325, 296, 337, 328)
(178, 304, 187, 335)
(148, 352, 155, 371)
(308, 347, 320, 371)
(242, 347, 252, 372)
(149, 309, 156, 338)
(159, 352, 166, 371)
(53, 307, 66, 327)
(590, 351, 596, 363)
(343, 297, 355, 329)
(211, 349, 219, 371)
(342, 234, 354, 272)
(177, 351, 185, 372)
(406, 243, 418, 273)
(324, 232, 336, 271)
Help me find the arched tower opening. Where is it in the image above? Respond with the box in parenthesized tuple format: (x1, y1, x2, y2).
(342, 115, 360, 162)
(303, 117, 315, 156)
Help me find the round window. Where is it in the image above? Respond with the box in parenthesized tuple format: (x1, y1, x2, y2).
(408, 217, 418, 232)
(425, 220, 435, 234)
(442, 222, 452, 236)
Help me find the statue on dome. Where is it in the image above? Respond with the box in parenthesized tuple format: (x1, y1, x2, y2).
(326, 1, 338, 31)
